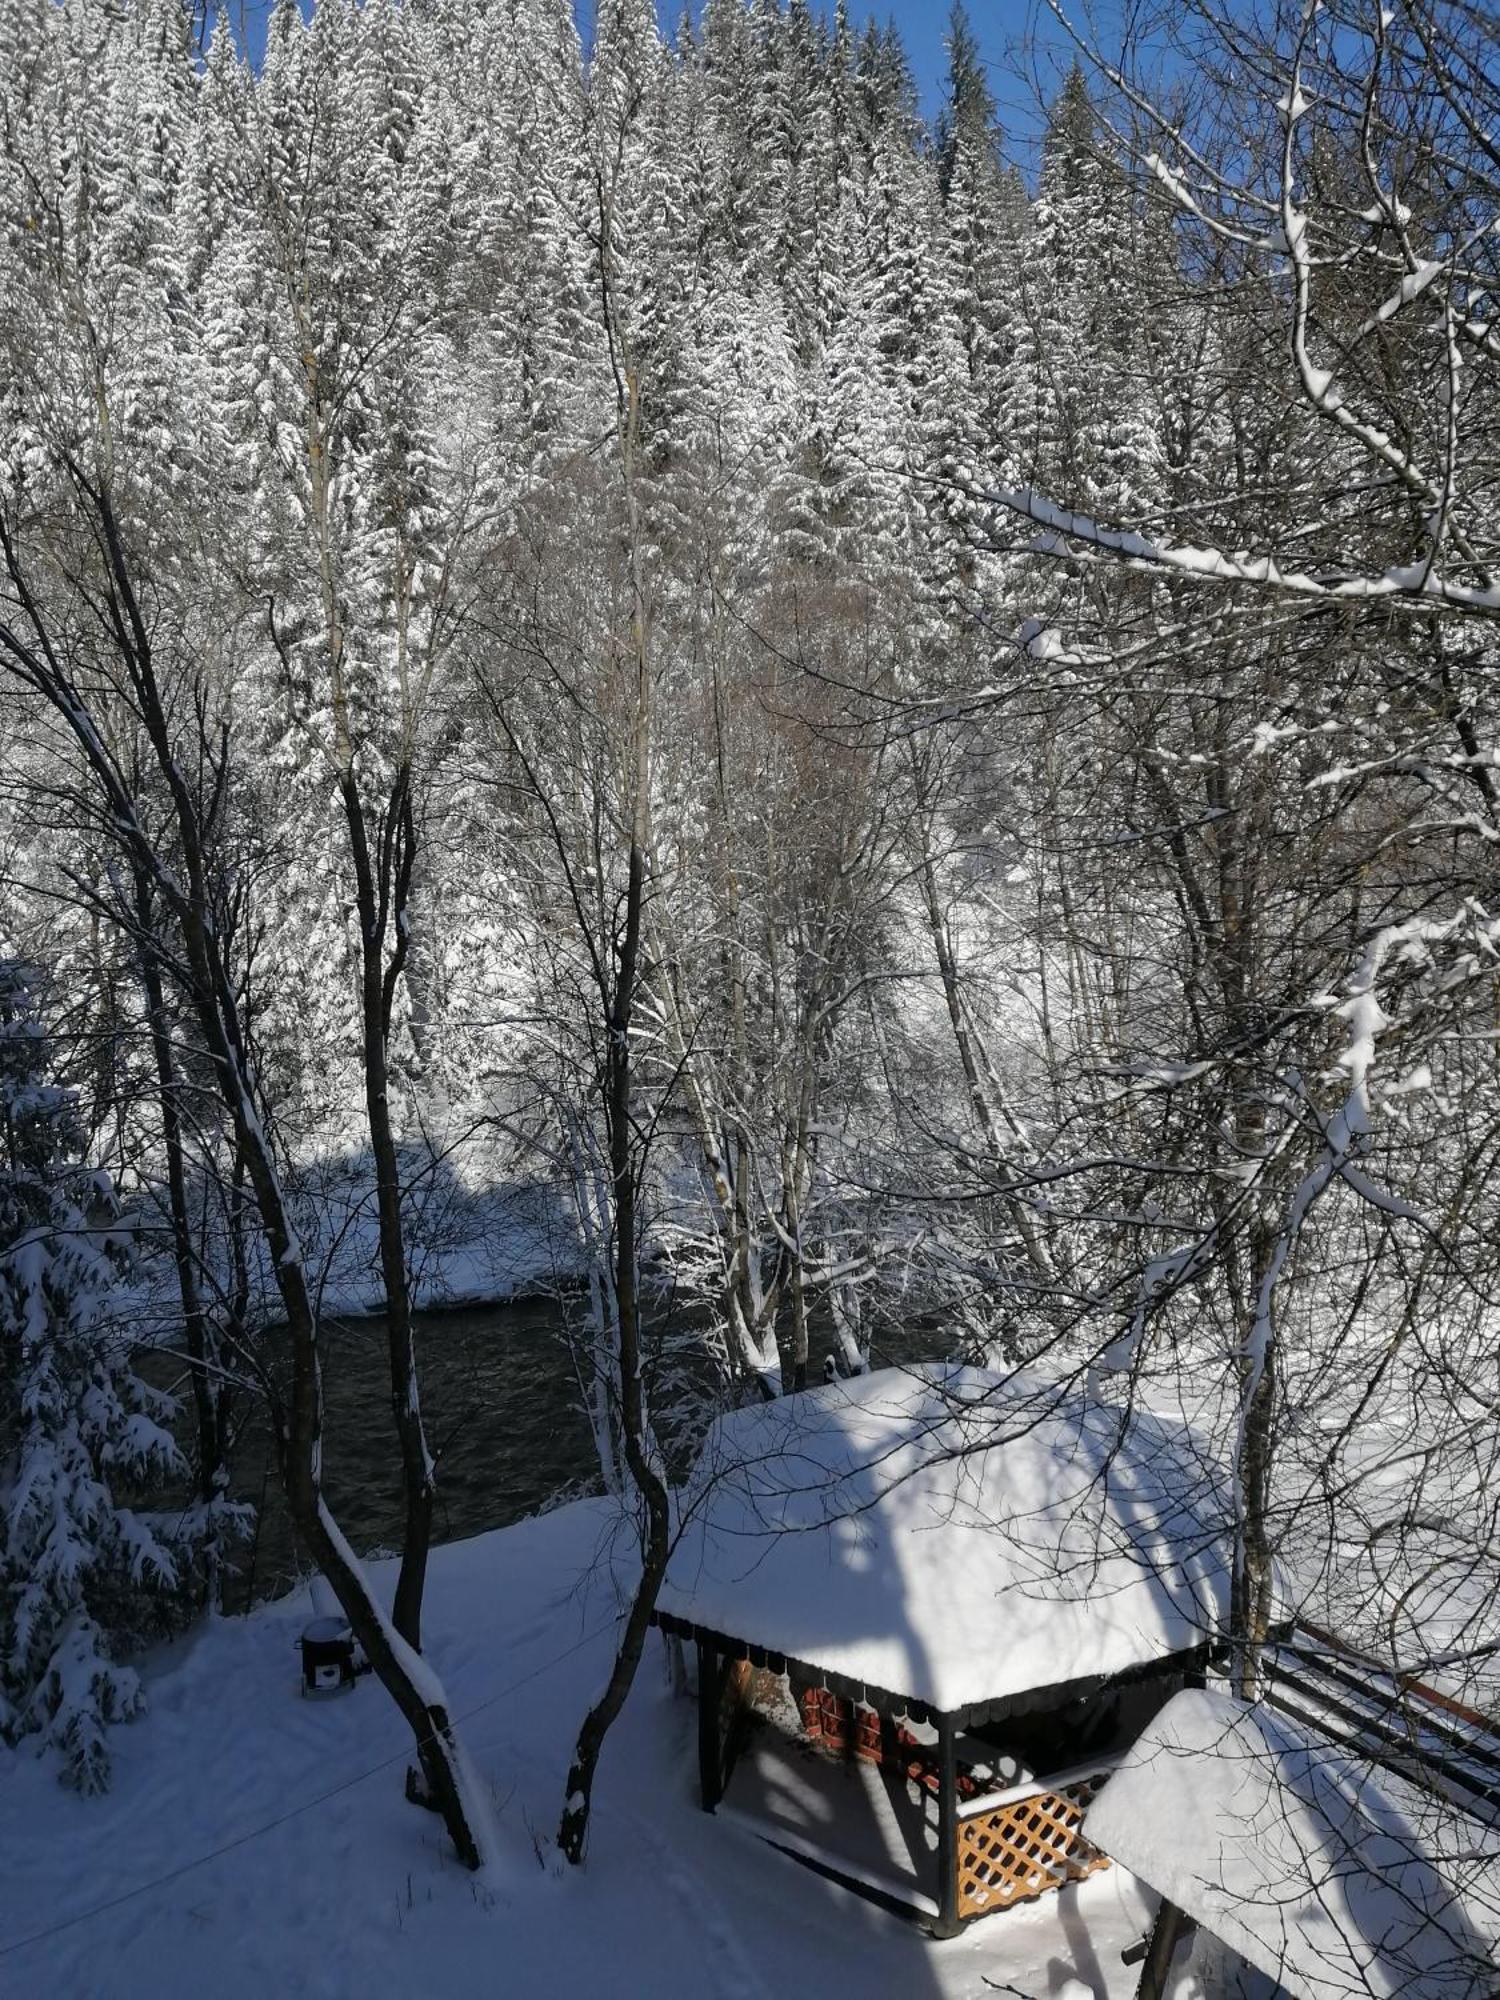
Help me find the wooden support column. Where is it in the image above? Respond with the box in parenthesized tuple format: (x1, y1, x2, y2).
(932, 1710, 962, 1938)
(1135, 1900, 1191, 2000)
(696, 1640, 723, 1811)
(721, 1656, 753, 1794)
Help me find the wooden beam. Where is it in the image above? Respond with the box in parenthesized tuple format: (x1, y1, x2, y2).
(667, 1620, 1217, 1734)
(696, 1640, 722, 1812)
(1135, 1900, 1192, 2000)
(932, 1711, 961, 1938)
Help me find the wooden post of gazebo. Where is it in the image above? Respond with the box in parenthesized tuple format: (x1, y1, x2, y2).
(933, 1711, 961, 1939)
(697, 1639, 723, 1810)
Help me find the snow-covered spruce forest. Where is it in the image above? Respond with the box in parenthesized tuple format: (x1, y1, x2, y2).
(2, 0, 1500, 1954)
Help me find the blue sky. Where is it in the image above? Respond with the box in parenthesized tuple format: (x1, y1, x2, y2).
(218, 0, 1086, 163)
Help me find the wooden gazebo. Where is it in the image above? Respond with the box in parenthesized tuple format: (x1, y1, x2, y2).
(652, 1364, 1233, 1937)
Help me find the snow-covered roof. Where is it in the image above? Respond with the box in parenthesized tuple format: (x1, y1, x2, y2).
(658, 1364, 1232, 1716)
(1085, 1688, 1500, 2000)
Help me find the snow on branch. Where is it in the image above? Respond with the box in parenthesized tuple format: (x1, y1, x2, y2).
(983, 484, 1500, 619)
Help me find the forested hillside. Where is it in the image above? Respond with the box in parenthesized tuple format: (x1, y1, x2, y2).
(1, 0, 1497, 1875)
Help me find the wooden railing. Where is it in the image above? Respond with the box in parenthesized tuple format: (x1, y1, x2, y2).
(954, 1761, 1118, 1920)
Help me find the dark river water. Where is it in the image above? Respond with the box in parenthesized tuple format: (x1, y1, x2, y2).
(221, 1295, 953, 1610)
(229, 1298, 600, 1608)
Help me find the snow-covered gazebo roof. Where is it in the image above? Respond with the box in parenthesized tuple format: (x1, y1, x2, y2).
(655, 1364, 1233, 1721)
(1085, 1688, 1500, 1999)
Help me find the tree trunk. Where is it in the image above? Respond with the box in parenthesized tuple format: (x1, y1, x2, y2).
(133, 866, 226, 1606)
(556, 829, 673, 1866)
(183, 868, 489, 1871)
(917, 828, 1056, 1292)
(787, 1182, 810, 1392)
(1135, 1899, 1192, 2000)
(1232, 1322, 1278, 1700)
(337, 765, 435, 1651)
(556, 366, 673, 1866)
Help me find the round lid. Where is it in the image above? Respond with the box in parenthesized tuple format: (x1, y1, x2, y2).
(302, 1616, 354, 1645)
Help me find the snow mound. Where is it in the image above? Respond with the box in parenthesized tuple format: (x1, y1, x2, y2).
(1085, 1687, 1500, 2000)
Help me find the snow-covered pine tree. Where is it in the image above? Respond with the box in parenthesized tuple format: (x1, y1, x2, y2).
(0, 961, 182, 1793)
(1006, 65, 1165, 519)
(931, 1, 1024, 556)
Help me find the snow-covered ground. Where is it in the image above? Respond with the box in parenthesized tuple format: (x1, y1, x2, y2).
(0, 1501, 1195, 2000)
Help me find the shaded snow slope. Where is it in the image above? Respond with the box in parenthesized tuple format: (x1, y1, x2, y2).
(1, 1501, 1190, 1999)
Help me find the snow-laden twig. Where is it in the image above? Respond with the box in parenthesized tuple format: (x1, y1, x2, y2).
(983, 485, 1500, 618)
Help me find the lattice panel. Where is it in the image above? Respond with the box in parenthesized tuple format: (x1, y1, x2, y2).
(956, 1775, 1111, 1918)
